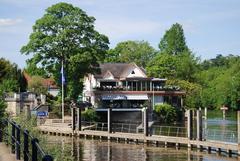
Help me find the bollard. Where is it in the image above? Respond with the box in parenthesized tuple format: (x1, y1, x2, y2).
(32, 138, 39, 161)
(24, 130, 29, 161)
(11, 122, 16, 154)
(42, 155, 54, 161)
(108, 107, 112, 133)
(187, 110, 193, 148)
(16, 125, 21, 160)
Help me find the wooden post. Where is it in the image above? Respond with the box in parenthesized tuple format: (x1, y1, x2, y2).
(72, 108, 76, 132)
(108, 107, 112, 133)
(197, 110, 202, 141)
(187, 110, 193, 148)
(144, 107, 149, 136)
(187, 110, 193, 140)
(77, 108, 81, 131)
(237, 111, 240, 155)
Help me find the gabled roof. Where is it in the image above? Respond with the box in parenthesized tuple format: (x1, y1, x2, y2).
(94, 63, 146, 79)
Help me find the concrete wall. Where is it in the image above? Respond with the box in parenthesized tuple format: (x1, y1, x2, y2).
(6, 101, 20, 116)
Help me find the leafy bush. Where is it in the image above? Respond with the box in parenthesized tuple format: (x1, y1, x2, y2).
(82, 108, 98, 122)
(154, 103, 177, 123)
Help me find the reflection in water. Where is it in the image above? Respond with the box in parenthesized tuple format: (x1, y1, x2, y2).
(47, 136, 237, 161)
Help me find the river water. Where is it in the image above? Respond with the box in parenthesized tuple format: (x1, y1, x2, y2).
(47, 110, 239, 161)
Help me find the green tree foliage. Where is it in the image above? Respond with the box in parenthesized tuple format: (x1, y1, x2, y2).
(146, 51, 199, 82)
(21, 2, 109, 100)
(175, 51, 199, 82)
(167, 79, 202, 109)
(147, 23, 199, 82)
(154, 103, 177, 123)
(0, 58, 27, 92)
(197, 55, 240, 110)
(146, 53, 177, 78)
(159, 23, 189, 55)
(25, 58, 48, 77)
(105, 40, 156, 67)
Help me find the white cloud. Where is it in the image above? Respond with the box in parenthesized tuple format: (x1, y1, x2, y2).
(0, 18, 22, 26)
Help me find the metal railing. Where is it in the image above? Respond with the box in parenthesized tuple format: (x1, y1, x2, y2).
(151, 125, 187, 137)
(0, 119, 53, 161)
(204, 128, 237, 143)
(81, 121, 187, 137)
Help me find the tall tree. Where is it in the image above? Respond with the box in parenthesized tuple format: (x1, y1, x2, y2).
(0, 58, 26, 92)
(146, 53, 177, 79)
(105, 40, 156, 67)
(21, 2, 109, 100)
(159, 23, 189, 55)
(175, 51, 199, 82)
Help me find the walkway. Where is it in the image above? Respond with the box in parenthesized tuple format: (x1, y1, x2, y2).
(0, 143, 21, 161)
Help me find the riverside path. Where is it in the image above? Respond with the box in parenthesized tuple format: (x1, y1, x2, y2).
(0, 143, 21, 161)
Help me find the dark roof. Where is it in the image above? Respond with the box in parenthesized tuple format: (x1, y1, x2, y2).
(94, 63, 146, 79)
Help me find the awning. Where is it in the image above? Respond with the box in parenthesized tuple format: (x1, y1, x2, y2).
(126, 94, 148, 100)
(101, 94, 148, 100)
(102, 95, 127, 100)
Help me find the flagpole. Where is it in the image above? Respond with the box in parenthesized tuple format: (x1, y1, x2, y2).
(62, 60, 64, 123)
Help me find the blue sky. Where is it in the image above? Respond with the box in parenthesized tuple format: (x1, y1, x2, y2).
(0, 0, 240, 68)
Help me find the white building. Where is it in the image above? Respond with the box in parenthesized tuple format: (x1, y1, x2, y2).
(83, 63, 184, 111)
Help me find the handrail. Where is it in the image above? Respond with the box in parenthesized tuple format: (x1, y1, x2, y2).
(0, 119, 54, 161)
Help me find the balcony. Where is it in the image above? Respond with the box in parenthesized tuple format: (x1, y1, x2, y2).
(93, 85, 181, 92)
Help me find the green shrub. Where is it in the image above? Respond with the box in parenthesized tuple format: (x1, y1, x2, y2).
(82, 108, 98, 122)
(154, 103, 177, 123)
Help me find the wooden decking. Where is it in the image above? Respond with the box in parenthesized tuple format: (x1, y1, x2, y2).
(0, 143, 21, 161)
(38, 125, 240, 156)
